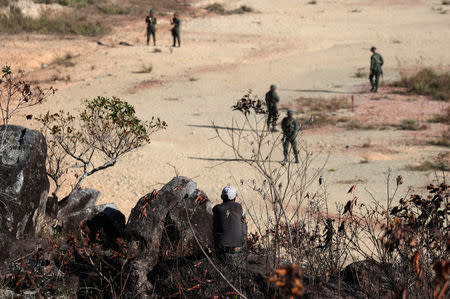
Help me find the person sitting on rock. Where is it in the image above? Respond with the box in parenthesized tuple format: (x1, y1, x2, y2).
(212, 186, 247, 254)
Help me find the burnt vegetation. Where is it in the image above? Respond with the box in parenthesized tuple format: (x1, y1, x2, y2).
(0, 70, 448, 298)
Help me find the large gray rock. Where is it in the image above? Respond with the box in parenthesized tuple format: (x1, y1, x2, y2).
(57, 188, 117, 233)
(126, 176, 213, 296)
(0, 125, 49, 261)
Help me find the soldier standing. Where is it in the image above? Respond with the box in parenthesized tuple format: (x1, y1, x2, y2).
(265, 84, 280, 132)
(145, 10, 157, 46)
(281, 110, 299, 164)
(369, 46, 384, 93)
(171, 13, 181, 47)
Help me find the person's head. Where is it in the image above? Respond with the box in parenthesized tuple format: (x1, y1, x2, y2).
(287, 110, 294, 119)
(221, 186, 237, 202)
(270, 84, 276, 91)
(370, 46, 377, 53)
(174, 13, 179, 18)
(149, 9, 154, 16)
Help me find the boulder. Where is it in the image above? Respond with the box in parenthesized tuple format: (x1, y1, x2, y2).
(0, 125, 49, 261)
(57, 188, 117, 234)
(126, 176, 214, 296)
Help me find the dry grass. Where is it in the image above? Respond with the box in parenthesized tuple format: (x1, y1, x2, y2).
(407, 153, 449, 171)
(398, 119, 426, 131)
(353, 69, 367, 78)
(0, 6, 109, 36)
(135, 64, 153, 74)
(204, 3, 253, 15)
(427, 106, 450, 124)
(295, 97, 352, 113)
(51, 52, 76, 67)
(392, 68, 450, 101)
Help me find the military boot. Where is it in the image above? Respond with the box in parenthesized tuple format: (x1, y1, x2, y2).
(295, 155, 299, 164)
(282, 156, 288, 165)
(271, 125, 279, 132)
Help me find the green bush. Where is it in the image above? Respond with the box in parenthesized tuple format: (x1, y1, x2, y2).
(0, 6, 109, 36)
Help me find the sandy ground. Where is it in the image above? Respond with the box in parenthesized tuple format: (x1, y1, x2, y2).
(1, 0, 449, 223)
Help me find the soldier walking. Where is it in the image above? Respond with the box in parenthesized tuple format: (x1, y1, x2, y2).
(171, 13, 181, 47)
(281, 110, 299, 164)
(369, 46, 384, 93)
(145, 10, 157, 46)
(265, 84, 280, 132)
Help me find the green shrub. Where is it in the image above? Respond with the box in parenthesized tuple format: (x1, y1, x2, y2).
(0, 6, 109, 36)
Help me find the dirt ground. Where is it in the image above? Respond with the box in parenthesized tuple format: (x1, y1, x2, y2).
(1, 0, 449, 222)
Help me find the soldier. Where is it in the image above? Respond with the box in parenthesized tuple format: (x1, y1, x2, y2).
(145, 10, 157, 46)
(281, 110, 299, 164)
(265, 84, 280, 132)
(171, 13, 181, 47)
(369, 46, 384, 93)
(213, 186, 247, 255)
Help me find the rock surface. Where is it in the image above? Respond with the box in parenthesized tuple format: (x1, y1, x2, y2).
(0, 125, 49, 261)
(57, 188, 116, 233)
(126, 176, 214, 295)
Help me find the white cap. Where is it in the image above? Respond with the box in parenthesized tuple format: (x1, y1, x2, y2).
(221, 186, 237, 200)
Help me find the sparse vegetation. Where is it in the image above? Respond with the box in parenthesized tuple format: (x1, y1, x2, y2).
(97, 4, 131, 15)
(307, 0, 317, 4)
(428, 107, 450, 124)
(295, 96, 352, 113)
(38, 96, 167, 198)
(353, 69, 367, 78)
(205, 3, 253, 15)
(0, 6, 109, 36)
(407, 153, 449, 171)
(398, 118, 423, 130)
(51, 52, 76, 67)
(392, 68, 450, 101)
(136, 64, 153, 74)
(442, 0, 450, 5)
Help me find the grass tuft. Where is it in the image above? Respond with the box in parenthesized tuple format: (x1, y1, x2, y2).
(398, 119, 425, 131)
(136, 64, 153, 74)
(97, 4, 131, 15)
(51, 52, 76, 67)
(392, 68, 450, 101)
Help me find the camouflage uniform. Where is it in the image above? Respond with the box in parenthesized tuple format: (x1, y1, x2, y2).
(369, 48, 384, 92)
(265, 85, 280, 131)
(281, 111, 299, 163)
(171, 15, 181, 47)
(145, 13, 157, 46)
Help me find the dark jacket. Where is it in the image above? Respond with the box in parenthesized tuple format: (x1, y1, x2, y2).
(213, 201, 245, 248)
(370, 52, 384, 73)
(281, 117, 299, 139)
(145, 16, 157, 32)
(171, 17, 181, 33)
(265, 90, 280, 110)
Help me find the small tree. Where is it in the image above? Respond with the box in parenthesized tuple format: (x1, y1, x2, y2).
(38, 96, 167, 199)
(0, 65, 55, 147)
